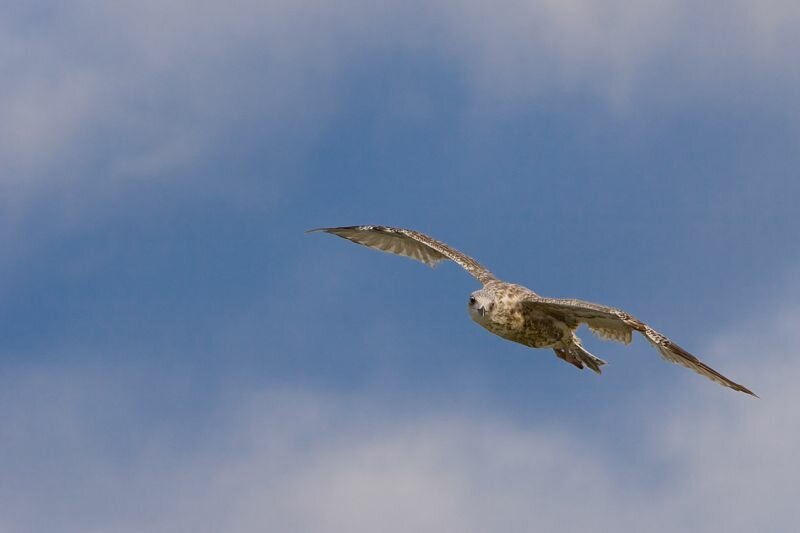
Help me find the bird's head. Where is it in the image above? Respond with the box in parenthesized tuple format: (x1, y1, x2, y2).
(467, 289, 495, 323)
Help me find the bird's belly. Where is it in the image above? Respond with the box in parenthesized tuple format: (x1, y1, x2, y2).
(482, 314, 564, 349)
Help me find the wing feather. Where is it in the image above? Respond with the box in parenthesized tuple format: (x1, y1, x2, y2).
(307, 225, 496, 284)
(523, 296, 757, 396)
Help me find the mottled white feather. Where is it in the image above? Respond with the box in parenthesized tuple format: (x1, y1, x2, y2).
(307, 225, 495, 284)
(310, 225, 756, 397)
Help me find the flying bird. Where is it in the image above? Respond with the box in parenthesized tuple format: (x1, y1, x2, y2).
(309, 225, 756, 396)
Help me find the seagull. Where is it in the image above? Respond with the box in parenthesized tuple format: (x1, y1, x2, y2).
(309, 225, 756, 396)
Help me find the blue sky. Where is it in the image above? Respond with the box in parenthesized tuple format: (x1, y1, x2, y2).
(2, 1, 799, 531)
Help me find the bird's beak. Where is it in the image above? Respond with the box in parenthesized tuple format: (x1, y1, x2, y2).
(478, 306, 486, 317)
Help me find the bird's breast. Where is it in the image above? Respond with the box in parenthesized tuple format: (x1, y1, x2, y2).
(475, 302, 564, 348)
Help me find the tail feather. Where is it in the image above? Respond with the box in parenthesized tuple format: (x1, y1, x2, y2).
(554, 338, 607, 374)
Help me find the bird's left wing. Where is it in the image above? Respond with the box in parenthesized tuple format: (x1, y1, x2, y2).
(307, 225, 496, 284)
(522, 296, 757, 397)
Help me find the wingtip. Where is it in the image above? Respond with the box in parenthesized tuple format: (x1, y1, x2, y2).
(306, 226, 365, 234)
(742, 387, 759, 399)
(731, 382, 758, 398)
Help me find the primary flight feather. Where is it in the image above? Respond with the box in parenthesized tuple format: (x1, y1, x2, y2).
(308, 225, 756, 397)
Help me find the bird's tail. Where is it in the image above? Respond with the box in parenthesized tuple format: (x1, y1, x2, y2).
(554, 340, 607, 374)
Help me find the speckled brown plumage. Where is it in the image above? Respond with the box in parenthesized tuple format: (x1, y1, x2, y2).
(309, 225, 756, 397)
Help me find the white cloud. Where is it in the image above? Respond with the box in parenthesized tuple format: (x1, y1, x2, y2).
(2, 4, 797, 529)
(0, 298, 795, 533)
(3, 0, 799, 194)
(0, 0, 368, 281)
(0, 2, 324, 187)
(435, 0, 800, 110)
(648, 308, 800, 532)
(1, 0, 798, 238)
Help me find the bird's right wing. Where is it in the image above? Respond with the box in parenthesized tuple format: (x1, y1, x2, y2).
(522, 296, 757, 397)
(307, 225, 496, 284)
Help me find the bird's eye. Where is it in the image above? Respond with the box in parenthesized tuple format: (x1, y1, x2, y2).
(469, 296, 476, 306)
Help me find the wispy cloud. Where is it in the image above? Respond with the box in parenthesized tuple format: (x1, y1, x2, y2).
(0, 0, 369, 212)
(436, 0, 800, 108)
(0, 297, 793, 532)
(1, 4, 796, 531)
(4, 1, 799, 191)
